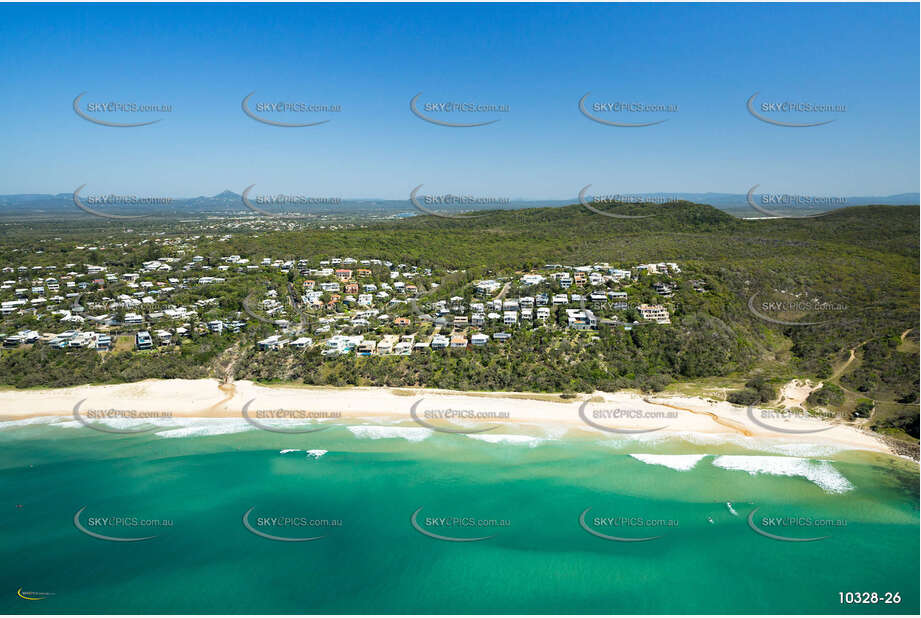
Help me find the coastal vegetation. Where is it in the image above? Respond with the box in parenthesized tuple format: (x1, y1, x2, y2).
(1, 201, 918, 440)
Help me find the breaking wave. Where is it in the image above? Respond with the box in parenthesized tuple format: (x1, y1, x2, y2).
(347, 425, 432, 442)
(711, 455, 854, 494)
(466, 433, 545, 448)
(629, 453, 708, 471)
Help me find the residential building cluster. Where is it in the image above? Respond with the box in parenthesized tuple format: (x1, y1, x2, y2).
(2, 242, 696, 356)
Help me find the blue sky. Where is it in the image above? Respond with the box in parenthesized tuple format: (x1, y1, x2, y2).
(0, 2, 918, 199)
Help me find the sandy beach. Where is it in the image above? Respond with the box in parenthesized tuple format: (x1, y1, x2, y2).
(0, 378, 894, 455)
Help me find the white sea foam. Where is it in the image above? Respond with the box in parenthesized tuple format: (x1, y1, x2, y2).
(585, 425, 671, 441)
(50, 415, 317, 437)
(711, 455, 854, 494)
(52, 416, 255, 437)
(154, 419, 255, 438)
(47, 414, 187, 431)
(596, 433, 670, 449)
(279, 448, 326, 458)
(594, 430, 849, 459)
(65, 416, 183, 430)
(0, 415, 63, 428)
(540, 425, 570, 440)
(347, 425, 432, 442)
(629, 453, 708, 471)
(760, 442, 845, 458)
(649, 432, 848, 458)
(726, 502, 739, 516)
(49, 420, 82, 428)
(466, 433, 545, 448)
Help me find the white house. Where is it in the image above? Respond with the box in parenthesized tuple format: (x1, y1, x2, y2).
(566, 308, 597, 330)
(475, 280, 502, 295)
(637, 304, 671, 324)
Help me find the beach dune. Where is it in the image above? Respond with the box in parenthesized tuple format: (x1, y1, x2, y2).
(0, 378, 893, 455)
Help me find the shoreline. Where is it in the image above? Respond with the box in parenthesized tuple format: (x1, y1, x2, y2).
(0, 378, 904, 458)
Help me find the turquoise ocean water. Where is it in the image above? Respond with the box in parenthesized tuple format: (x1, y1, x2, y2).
(1, 416, 917, 614)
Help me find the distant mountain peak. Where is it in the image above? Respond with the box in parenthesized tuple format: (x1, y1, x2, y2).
(214, 190, 240, 199)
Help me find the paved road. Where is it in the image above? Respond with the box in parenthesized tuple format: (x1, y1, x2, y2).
(494, 281, 512, 300)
